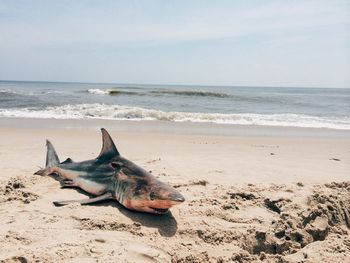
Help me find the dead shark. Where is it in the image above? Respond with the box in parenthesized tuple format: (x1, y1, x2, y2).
(34, 128, 185, 214)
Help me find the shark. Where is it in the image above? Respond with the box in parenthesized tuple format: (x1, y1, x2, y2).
(34, 128, 185, 214)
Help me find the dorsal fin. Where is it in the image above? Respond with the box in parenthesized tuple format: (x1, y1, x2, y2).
(61, 158, 73, 164)
(97, 128, 120, 161)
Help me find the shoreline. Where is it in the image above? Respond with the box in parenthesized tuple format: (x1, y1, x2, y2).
(0, 117, 349, 139)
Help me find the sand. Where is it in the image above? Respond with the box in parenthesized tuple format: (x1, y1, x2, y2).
(0, 118, 349, 262)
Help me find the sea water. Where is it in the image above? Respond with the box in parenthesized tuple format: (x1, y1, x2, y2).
(0, 80, 349, 129)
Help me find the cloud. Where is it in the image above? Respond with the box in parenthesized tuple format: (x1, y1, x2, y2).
(0, 0, 349, 87)
(0, 0, 348, 48)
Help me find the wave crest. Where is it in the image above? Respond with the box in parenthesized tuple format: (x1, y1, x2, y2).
(87, 88, 230, 98)
(0, 89, 16, 94)
(150, 90, 230, 98)
(87, 89, 136, 95)
(0, 103, 349, 130)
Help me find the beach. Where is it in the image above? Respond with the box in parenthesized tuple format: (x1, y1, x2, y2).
(0, 118, 349, 262)
(1, 0, 350, 261)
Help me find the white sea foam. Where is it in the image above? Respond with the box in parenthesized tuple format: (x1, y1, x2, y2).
(87, 88, 137, 95)
(0, 89, 16, 94)
(87, 88, 111, 95)
(0, 103, 349, 130)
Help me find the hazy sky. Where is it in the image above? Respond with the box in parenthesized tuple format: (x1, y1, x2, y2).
(0, 0, 349, 87)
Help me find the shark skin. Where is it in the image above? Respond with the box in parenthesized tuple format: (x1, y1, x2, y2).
(34, 128, 185, 214)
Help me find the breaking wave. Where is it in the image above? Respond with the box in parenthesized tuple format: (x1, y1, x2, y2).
(0, 103, 349, 130)
(87, 88, 137, 95)
(87, 88, 230, 98)
(0, 89, 16, 94)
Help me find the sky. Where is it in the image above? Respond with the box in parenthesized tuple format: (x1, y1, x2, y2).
(0, 0, 349, 88)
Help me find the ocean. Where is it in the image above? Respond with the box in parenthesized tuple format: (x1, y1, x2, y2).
(0, 80, 349, 130)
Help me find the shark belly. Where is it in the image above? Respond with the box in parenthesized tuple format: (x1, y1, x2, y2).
(55, 167, 86, 180)
(75, 178, 107, 196)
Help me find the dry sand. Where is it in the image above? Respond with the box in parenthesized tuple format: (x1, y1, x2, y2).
(0, 119, 349, 262)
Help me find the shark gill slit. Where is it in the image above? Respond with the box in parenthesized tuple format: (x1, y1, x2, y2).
(114, 179, 125, 205)
(119, 183, 126, 204)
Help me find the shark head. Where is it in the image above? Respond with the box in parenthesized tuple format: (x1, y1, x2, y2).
(111, 157, 185, 214)
(98, 128, 185, 214)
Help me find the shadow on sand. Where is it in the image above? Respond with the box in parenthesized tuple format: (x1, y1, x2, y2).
(97, 200, 178, 237)
(54, 185, 178, 237)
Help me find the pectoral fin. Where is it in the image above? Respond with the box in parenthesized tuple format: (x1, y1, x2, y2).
(53, 192, 113, 206)
(59, 179, 77, 188)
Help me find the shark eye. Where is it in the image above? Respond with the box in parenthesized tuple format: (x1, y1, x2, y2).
(150, 192, 156, 200)
(110, 162, 122, 169)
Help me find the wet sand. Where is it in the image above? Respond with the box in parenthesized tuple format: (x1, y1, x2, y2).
(0, 119, 349, 262)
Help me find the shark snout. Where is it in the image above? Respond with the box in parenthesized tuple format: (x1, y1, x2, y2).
(151, 184, 185, 204)
(168, 191, 185, 203)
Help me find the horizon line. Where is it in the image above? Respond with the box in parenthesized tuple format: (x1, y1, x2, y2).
(0, 79, 348, 89)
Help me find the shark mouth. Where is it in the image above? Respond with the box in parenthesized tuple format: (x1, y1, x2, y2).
(150, 207, 169, 213)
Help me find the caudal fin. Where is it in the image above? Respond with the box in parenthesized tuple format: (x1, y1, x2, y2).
(34, 140, 60, 175)
(45, 140, 60, 168)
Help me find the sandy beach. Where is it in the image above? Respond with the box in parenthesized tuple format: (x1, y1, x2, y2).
(0, 118, 349, 262)
(1, 0, 349, 262)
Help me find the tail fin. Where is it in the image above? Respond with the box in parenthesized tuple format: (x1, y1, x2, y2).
(45, 140, 60, 168)
(34, 140, 60, 175)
